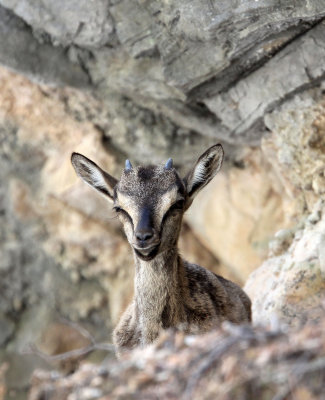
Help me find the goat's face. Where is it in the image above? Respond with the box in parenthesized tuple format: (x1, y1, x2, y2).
(71, 144, 224, 261)
(114, 165, 186, 260)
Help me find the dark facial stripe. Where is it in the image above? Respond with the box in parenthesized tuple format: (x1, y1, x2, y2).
(136, 206, 153, 233)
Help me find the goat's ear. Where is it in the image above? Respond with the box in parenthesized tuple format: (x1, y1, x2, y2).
(184, 144, 224, 205)
(71, 152, 118, 202)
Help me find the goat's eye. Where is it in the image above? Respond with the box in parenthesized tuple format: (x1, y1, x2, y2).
(113, 206, 132, 223)
(170, 199, 185, 211)
(113, 206, 128, 216)
(162, 199, 185, 224)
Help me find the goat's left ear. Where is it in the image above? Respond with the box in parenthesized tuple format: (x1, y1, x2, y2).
(184, 144, 224, 206)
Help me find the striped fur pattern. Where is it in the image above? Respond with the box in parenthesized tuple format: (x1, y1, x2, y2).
(71, 144, 252, 357)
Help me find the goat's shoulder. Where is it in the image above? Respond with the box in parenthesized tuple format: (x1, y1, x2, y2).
(213, 273, 251, 321)
(183, 261, 251, 323)
(182, 261, 229, 312)
(183, 261, 228, 296)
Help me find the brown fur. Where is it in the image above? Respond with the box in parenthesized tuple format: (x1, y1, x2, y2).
(71, 144, 252, 357)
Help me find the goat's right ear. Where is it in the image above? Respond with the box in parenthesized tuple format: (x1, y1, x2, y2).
(71, 153, 118, 202)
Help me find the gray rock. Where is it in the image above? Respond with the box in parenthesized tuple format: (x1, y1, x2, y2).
(110, 1, 155, 58)
(0, 314, 14, 346)
(0, 6, 89, 87)
(0, 0, 115, 48)
(0, 121, 110, 333)
(245, 201, 325, 327)
(1, 1, 325, 161)
(204, 22, 325, 144)
(146, 0, 325, 93)
(3, 352, 50, 391)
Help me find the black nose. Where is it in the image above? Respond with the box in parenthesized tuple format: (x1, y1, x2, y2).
(135, 206, 155, 242)
(135, 229, 154, 242)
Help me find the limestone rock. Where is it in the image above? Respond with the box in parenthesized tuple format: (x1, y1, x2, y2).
(204, 22, 325, 142)
(0, 6, 89, 87)
(245, 200, 325, 327)
(0, 315, 14, 347)
(178, 223, 239, 284)
(263, 89, 325, 215)
(0, 65, 135, 328)
(0, 0, 115, 48)
(1, 2, 325, 163)
(186, 88, 325, 282)
(243, 90, 325, 327)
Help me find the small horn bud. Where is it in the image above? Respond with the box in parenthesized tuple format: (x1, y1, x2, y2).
(164, 158, 173, 170)
(125, 159, 133, 171)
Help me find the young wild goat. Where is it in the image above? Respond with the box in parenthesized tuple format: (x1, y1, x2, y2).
(71, 144, 251, 356)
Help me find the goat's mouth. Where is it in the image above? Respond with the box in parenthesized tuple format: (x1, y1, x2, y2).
(133, 243, 160, 261)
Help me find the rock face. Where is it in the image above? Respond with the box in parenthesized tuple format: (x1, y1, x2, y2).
(245, 200, 325, 328)
(0, 6, 89, 88)
(186, 87, 325, 281)
(0, 0, 115, 48)
(244, 89, 325, 327)
(0, 2, 325, 163)
(0, 1, 325, 398)
(28, 319, 325, 400)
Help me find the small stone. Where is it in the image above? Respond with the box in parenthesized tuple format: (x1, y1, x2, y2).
(307, 209, 321, 225)
(76, 387, 103, 399)
(269, 229, 294, 256)
(312, 172, 325, 195)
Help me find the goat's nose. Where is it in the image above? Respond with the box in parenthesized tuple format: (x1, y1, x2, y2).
(135, 229, 154, 242)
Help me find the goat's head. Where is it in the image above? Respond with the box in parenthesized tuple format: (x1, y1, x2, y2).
(71, 144, 224, 261)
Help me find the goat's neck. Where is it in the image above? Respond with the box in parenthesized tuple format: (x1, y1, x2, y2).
(133, 247, 184, 343)
(134, 247, 182, 301)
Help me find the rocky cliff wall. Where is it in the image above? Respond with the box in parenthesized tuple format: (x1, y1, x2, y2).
(0, 1, 324, 398)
